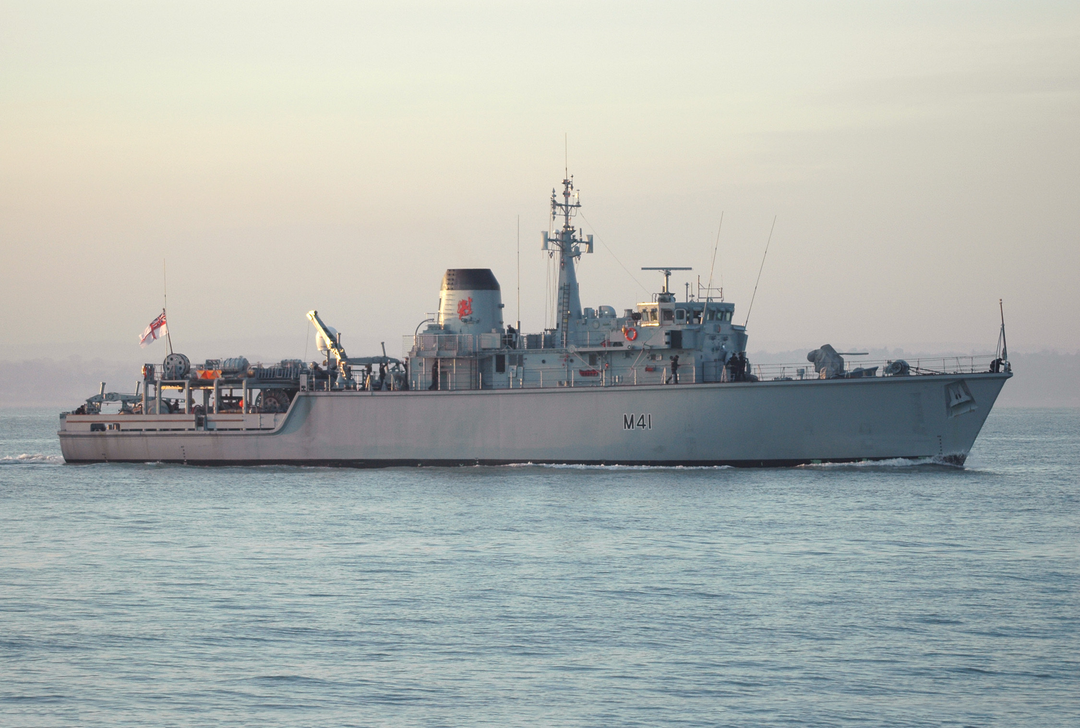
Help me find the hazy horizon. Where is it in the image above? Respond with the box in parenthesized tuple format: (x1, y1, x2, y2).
(3, 1, 1078, 362)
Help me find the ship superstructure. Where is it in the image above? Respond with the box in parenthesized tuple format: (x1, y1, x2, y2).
(58, 175, 1011, 466)
(409, 177, 750, 393)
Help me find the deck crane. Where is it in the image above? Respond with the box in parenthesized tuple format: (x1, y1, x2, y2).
(307, 310, 407, 390)
(307, 310, 351, 384)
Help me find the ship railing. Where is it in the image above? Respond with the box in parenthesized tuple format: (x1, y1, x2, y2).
(406, 330, 614, 355)
(406, 332, 519, 356)
(498, 361, 699, 389)
(750, 355, 1002, 382)
(568, 331, 617, 348)
(519, 333, 554, 350)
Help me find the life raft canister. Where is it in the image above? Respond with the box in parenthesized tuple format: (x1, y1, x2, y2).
(623, 326, 638, 341)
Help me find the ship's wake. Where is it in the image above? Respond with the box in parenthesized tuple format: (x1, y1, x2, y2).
(0, 453, 65, 466)
(797, 457, 962, 470)
(505, 462, 735, 471)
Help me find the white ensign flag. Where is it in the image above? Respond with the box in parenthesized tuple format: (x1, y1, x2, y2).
(140, 312, 168, 348)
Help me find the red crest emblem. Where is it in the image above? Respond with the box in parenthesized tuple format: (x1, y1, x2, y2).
(457, 296, 473, 320)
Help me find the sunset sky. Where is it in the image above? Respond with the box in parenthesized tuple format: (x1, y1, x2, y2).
(2, 1, 1077, 364)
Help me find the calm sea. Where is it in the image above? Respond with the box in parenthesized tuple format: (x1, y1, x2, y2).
(1, 407, 1077, 727)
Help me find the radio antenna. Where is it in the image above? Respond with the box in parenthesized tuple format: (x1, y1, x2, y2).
(705, 212, 724, 310)
(163, 259, 173, 355)
(998, 298, 1008, 361)
(516, 214, 521, 332)
(744, 215, 777, 328)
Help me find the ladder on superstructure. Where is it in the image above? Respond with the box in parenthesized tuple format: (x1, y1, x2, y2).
(557, 263, 572, 347)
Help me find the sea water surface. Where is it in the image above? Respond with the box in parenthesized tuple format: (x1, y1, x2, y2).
(1, 407, 1077, 726)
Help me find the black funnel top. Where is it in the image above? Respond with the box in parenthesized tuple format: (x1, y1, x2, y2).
(441, 269, 500, 291)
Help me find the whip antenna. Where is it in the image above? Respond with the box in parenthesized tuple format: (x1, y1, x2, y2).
(744, 215, 777, 328)
(704, 212, 724, 315)
(163, 259, 173, 355)
(707, 212, 723, 297)
(998, 299, 1008, 361)
(520, 212, 524, 332)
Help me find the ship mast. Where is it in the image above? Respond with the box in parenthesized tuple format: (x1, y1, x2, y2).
(546, 176, 591, 347)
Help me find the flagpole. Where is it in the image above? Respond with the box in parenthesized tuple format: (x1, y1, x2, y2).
(164, 260, 173, 355)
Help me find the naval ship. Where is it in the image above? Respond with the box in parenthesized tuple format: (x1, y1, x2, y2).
(58, 176, 1011, 466)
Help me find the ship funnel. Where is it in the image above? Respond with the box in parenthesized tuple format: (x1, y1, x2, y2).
(438, 269, 503, 335)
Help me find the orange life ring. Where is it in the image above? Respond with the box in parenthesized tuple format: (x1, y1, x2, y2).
(623, 326, 638, 341)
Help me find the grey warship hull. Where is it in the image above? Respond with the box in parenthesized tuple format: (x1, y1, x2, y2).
(60, 173, 1012, 466)
(59, 371, 1009, 467)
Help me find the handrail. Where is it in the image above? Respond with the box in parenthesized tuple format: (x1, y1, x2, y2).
(404, 343, 1004, 392)
(406, 329, 621, 355)
(752, 355, 1001, 381)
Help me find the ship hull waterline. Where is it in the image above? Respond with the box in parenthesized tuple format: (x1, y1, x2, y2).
(59, 373, 1009, 467)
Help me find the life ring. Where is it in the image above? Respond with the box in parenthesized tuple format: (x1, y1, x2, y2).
(623, 326, 638, 341)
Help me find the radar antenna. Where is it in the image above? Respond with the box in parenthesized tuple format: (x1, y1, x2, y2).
(641, 267, 691, 302)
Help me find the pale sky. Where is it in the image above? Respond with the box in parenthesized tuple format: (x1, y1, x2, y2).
(2, 1, 1077, 364)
